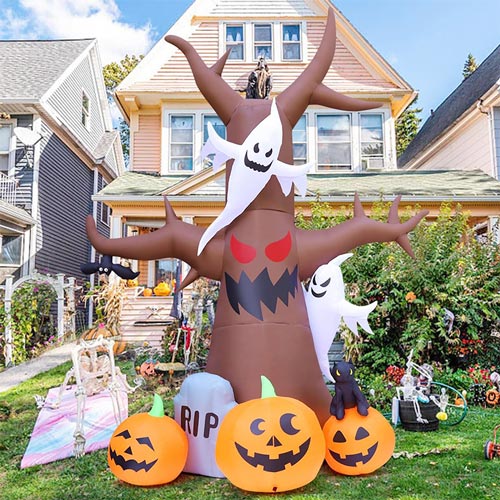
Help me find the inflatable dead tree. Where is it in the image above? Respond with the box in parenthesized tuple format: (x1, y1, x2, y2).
(85, 8, 427, 424)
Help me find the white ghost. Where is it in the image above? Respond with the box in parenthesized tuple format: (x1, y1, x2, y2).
(303, 253, 377, 382)
(198, 98, 312, 255)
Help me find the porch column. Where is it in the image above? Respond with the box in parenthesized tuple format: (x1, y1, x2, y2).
(67, 277, 76, 335)
(56, 273, 65, 340)
(109, 215, 123, 284)
(181, 216, 194, 284)
(3, 275, 14, 366)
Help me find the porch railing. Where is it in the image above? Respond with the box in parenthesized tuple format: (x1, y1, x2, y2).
(0, 172, 17, 204)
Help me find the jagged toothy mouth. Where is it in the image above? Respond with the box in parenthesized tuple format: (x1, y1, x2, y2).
(109, 447, 158, 472)
(244, 151, 273, 172)
(329, 442, 378, 467)
(235, 438, 311, 472)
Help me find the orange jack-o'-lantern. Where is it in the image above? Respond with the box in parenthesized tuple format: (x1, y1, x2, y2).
(323, 406, 395, 476)
(215, 376, 325, 493)
(108, 394, 188, 486)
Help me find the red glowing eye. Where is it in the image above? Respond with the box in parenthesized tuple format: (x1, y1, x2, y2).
(230, 234, 257, 264)
(265, 231, 292, 262)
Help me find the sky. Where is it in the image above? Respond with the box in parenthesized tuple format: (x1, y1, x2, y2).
(1, 0, 500, 124)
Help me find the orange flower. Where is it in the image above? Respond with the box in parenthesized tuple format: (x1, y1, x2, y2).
(405, 291, 417, 303)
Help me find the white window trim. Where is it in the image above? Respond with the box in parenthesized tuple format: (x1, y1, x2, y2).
(162, 107, 226, 175)
(0, 118, 17, 177)
(0, 231, 24, 267)
(219, 21, 305, 64)
(252, 22, 274, 62)
(292, 114, 308, 165)
(359, 112, 386, 171)
(281, 22, 303, 62)
(81, 88, 90, 130)
(100, 179, 110, 226)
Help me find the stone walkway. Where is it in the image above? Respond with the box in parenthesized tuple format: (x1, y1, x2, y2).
(0, 342, 76, 393)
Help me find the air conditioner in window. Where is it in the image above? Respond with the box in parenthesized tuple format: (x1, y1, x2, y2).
(362, 158, 385, 171)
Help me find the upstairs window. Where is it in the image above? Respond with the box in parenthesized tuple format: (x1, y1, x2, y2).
(170, 115, 194, 172)
(226, 25, 244, 60)
(254, 24, 272, 60)
(293, 115, 307, 165)
(360, 114, 384, 170)
(282, 24, 301, 60)
(82, 90, 90, 128)
(0, 122, 15, 175)
(317, 114, 352, 170)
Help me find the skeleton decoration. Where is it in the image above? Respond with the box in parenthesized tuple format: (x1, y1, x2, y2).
(84, 8, 428, 425)
(198, 98, 312, 255)
(303, 253, 377, 382)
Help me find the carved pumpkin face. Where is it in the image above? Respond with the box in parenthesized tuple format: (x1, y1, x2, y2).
(108, 395, 188, 486)
(323, 407, 395, 476)
(216, 376, 325, 493)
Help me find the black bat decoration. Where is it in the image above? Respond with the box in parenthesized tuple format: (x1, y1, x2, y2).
(80, 254, 140, 280)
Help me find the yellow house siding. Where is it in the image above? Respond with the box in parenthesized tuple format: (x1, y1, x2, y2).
(413, 116, 493, 175)
(132, 113, 161, 172)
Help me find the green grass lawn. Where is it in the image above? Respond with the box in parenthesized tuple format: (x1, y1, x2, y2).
(1, 363, 500, 500)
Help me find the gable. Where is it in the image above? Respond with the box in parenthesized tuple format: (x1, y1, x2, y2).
(117, 0, 412, 116)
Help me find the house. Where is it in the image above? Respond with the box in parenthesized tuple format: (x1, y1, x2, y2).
(95, 0, 500, 344)
(398, 44, 500, 236)
(0, 39, 124, 287)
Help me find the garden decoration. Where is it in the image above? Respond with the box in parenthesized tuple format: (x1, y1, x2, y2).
(85, 8, 428, 425)
(323, 406, 395, 476)
(303, 253, 377, 382)
(80, 254, 140, 280)
(174, 372, 237, 477)
(215, 376, 325, 493)
(329, 361, 369, 420)
(394, 350, 468, 430)
(484, 423, 500, 460)
(108, 394, 188, 486)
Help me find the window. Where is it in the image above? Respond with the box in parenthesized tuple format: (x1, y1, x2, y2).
(203, 115, 226, 168)
(226, 25, 244, 60)
(82, 90, 90, 128)
(155, 258, 178, 285)
(282, 24, 301, 60)
(0, 123, 14, 174)
(170, 115, 194, 172)
(293, 115, 307, 165)
(254, 24, 272, 60)
(360, 114, 384, 170)
(0, 234, 22, 265)
(317, 114, 352, 170)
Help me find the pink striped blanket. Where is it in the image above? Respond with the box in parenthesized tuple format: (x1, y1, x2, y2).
(21, 385, 128, 468)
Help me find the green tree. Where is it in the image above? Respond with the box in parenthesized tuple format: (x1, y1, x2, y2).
(462, 53, 478, 80)
(395, 99, 422, 157)
(103, 54, 144, 166)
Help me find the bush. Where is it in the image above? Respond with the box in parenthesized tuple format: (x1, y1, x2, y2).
(296, 201, 500, 374)
(0, 281, 57, 365)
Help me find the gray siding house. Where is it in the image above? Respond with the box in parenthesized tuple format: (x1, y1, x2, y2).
(0, 39, 124, 285)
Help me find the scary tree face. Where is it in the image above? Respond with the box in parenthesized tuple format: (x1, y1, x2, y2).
(216, 391, 325, 493)
(108, 405, 188, 486)
(323, 407, 395, 476)
(225, 230, 298, 321)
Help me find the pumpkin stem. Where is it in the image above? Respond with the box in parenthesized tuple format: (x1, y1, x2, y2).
(149, 394, 165, 417)
(261, 375, 277, 398)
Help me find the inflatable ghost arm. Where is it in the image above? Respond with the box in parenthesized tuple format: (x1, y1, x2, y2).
(297, 194, 428, 280)
(85, 197, 224, 281)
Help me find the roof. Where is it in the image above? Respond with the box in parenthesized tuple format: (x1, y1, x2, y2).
(98, 171, 189, 197)
(93, 131, 119, 163)
(0, 199, 36, 228)
(95, 169, 500, 202)
(0, 39, 94, 100)
(399, 44, 500, 167)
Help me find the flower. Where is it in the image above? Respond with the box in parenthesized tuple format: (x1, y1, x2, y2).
(405, 291, 417, 303)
